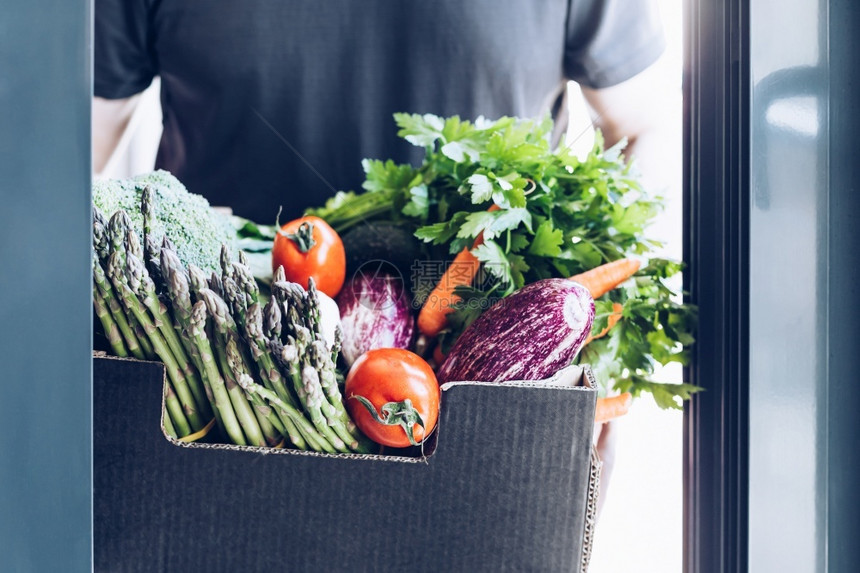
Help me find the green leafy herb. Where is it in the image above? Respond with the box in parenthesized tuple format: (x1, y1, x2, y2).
(308, 113, 699, 407)
(472, 240, 513, 291)
(528, 220, 564, 257)
(401, 184, 429, 219)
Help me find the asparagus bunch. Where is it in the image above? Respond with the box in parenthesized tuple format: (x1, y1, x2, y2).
(92, 192, 369, 453)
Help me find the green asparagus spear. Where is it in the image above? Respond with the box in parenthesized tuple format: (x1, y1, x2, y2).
(129, 312, 156, 359)
(93, 257, 145, 359)
(187, 264, 210, 298)
(244, 303, 307, 449)
(233, 262, 260, 306)
(188, 300, 247, 445)
(223, 337, 289, 441)
(207, 290, 282, 447)
(161, 247, 224, 432)
(305, 277, 353, 428)
(300, 363, 354, 452)
(210, 335, 267, 447)
(107, 211, 131, 264)
(162, 396, 178, 439)
(270, 333, 353, 452)
(271, 280, 306, 340)
(106, 211, 156, 358)
(272, 278, 369, 451)
(127, 251, 213, 421)
(198, 288, 269, 447)
(263, 297, 282, 341)
(219, 244, 232, 282)
(234, 372, 336, 454)
(208, 271, 223, 299)
(305, 277, 324, 338)
(93, 207, 111, 263)
(108, 251, 201, 434)
(310, 339, 352, 425)
(273, 264, 287, 285)
(306, 339, 361, 448)
(144, 234, 165, 291)
(126, 227, 143, 265)
(237, 250, 250, 267)
(93, 285, 128, 357)
(222, 276, 247, 332)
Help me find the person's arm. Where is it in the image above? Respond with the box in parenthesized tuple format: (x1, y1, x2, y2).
(93, 0, 158, 174)
(580, 63, 680, 521)
(579, 62, 678, 190)
(92, 95, 142, 175)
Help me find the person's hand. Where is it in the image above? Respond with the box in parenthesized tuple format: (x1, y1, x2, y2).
(593, 420, 619, 520)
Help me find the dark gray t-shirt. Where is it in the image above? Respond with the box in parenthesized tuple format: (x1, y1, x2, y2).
(95, 1, 664, 223)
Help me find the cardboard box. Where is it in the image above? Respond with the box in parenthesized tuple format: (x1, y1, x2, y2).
(94, 354, 600, 572)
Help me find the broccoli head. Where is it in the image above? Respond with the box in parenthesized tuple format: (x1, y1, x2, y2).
(93, 170, 236, 272)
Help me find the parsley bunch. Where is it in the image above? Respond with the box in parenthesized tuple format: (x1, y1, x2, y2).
(309, 113, 699, 408)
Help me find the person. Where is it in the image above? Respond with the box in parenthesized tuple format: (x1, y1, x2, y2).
(93, 0, 674, 516)
(93, 1, 671, 221)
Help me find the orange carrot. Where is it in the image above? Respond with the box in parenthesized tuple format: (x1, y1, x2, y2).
(583, 302, 623, 346)
(417, 205, 501, 337)
(417, 247, 481, 336)
(595, 392, 632, 423)
(570, 258, 640, 299)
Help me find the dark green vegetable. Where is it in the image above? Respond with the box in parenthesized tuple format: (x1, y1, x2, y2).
(341, 221, 424, 276)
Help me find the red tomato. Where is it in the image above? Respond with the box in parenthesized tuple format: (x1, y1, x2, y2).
(345, 348, 441, 448)
(272, 215, 345, 297)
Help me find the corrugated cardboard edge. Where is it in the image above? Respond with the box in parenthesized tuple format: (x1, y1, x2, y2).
(575, 363, 601, 573)
(581, 448, 602, 573)
(439, 363, 589, 391)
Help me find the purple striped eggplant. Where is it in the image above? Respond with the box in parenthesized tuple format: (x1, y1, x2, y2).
(436, 278, 594, 383)
(336, 272, 415, 366)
